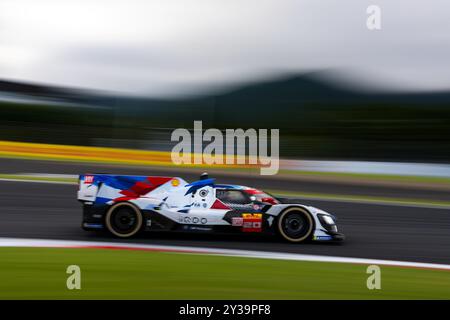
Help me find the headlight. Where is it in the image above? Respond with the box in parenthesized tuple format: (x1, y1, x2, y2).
(317, 214, 338, 233)
(320, 214, 335, 225)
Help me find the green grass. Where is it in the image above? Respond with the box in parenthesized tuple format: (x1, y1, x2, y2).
(0, 247, 449, 299)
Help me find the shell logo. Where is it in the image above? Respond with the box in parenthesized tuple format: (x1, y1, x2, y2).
(171, 178, 180, 187)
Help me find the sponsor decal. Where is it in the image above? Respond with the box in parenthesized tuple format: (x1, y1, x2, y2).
(243, 221, 253, 228)
(171, 178, 180, 187)
(242, 213, 262, 219)
(191, 202, 208, 208)
(179, 216, 208, 224)
(242, 213, 262, 232)
(252, 204, 262, 210)
(232, 217, 244, 226)
(84, 175, 94, 184)
(313, 235, 333, 241)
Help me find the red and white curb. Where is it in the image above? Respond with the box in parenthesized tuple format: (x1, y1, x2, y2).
(0, 237, 449, 271)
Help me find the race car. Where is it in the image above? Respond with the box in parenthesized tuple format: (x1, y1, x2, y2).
(77, 173, 344, 243)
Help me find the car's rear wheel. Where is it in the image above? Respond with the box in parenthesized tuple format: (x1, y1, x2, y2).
(277, 207, 314, 243)
(105, 202, 143, 238)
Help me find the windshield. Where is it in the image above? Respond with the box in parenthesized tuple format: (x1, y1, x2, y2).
(243, 188, 279, 205)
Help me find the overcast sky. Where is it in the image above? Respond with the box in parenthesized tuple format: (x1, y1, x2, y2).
(0, 0, 449, 96)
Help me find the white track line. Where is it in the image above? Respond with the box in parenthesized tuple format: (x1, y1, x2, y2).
(0, 237, 449, 271)
(0, 178, 74, 185)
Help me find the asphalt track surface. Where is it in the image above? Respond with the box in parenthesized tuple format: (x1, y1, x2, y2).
(0, 159, 449, 264)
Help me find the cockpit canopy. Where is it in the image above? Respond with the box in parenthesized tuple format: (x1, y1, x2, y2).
(187, 173, 280, 206)
(215, 186, 279, 205)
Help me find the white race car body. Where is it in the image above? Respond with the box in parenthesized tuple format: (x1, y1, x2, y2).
(78, 174, 344, 242)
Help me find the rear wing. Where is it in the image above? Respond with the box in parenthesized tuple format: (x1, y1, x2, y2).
(77, 174, 187, 203)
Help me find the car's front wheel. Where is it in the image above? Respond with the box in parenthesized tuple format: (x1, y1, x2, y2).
(105, 202, 143, 238)
(277, 207, 314, 243)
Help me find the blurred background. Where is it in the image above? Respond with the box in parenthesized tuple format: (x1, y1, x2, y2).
(2, 1, 450, 300)
(1, 0, 450, 164)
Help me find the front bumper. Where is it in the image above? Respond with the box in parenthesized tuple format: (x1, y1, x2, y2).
(329, 232, 345, 241)
(313, 232, 345, 242)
